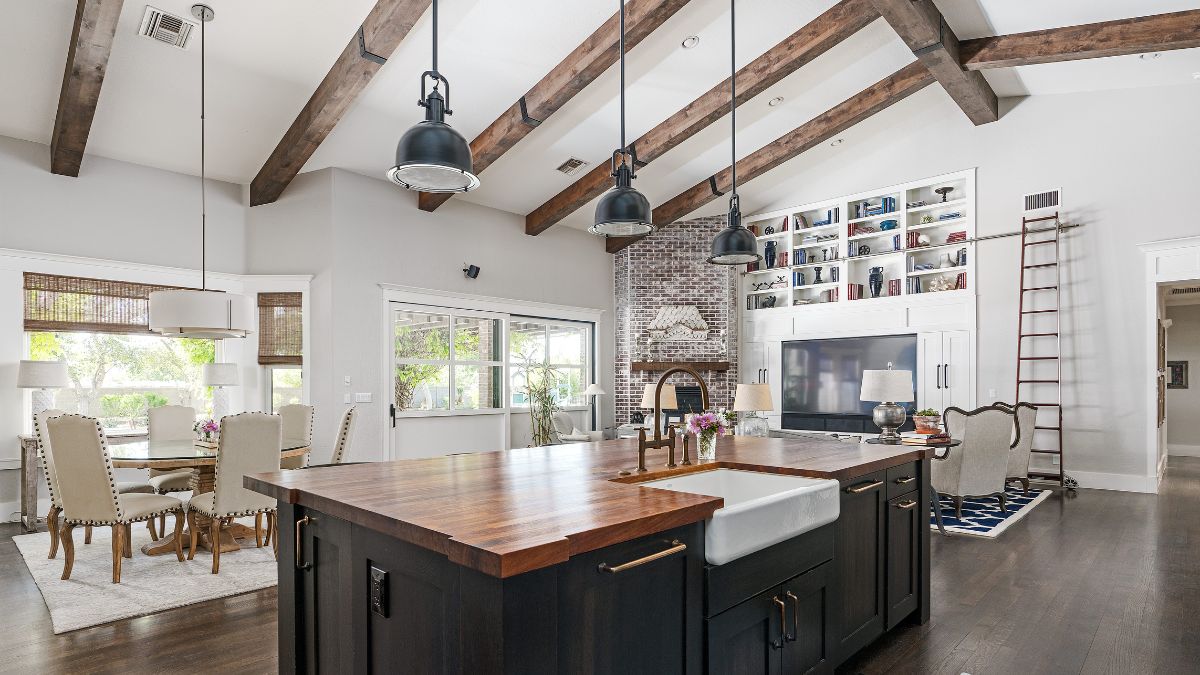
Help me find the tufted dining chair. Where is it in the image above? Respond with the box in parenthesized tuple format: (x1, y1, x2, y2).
(146, 405, 199, 534)
(932, 406, 1014, 520)
(47, 414, 185, 583)
(187, 412, 281, 574)
(329, 406, 359, 464)
(995, 402, 1038, 495)
(278, 404, 314, 469)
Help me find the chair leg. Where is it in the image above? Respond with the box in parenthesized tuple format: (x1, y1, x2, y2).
(147, 518, 158, 542)
(268, 512, 278, 560)
(159, 512, 167, 538)
(47, 507, 60, 559)
(998, 492, 1008, 513)
(1021, 478, 1030, 496)
(930, 490, 948, 536)
(187, 511, 198, 560)
(209, 519, 222, 575)
(173, 511, 185, 562)
(263, 515, 272, 547)
(123, 523, 132, 558)
(111, 524, 124, 584)
(255, 512, 264, 548)
(60, 523, 76, 581)
(84, 525, 92, 545)
(953, 496, 964, 521)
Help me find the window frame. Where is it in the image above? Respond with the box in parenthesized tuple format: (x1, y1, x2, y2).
(265, 363, 304, 413)
(508, 317, 594, 412)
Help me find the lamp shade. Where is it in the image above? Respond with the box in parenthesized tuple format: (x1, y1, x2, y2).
(583, 383, 606, 397)
(591, 184, 654, 236)
(149, 289, 252, 339)
(733, 383, 773, 412)
(640, 383, 677, 410)
(202, 363, 240, 387)
(859, 369, 914, 403)
(387, 90, 479, 193)
(708, 224, 760, 265)
(17, 360, 70, 389)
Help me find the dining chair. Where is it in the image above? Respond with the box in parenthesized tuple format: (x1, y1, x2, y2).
(995, 402, 1038, 495)
(330, 406, 359, 464)
(186, 412, 281, 574)
(278, 404, 313, 469)
(147, 404, 198, 532)
(932, 405, 1014, 520)
(47, 414, 185, 583)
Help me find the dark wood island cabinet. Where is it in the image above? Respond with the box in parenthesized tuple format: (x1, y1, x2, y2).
(248, 436, 932, 674)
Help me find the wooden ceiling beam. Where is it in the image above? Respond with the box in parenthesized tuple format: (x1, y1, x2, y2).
(249, 0, 430, 207)
(525, 0, 880, 235)
(417, 0, 693, 213)
(605, 62, 934, 254)
(960, 10, 1200, 70)
(50, 0, 125, 177)
(870, 0, 997, 125)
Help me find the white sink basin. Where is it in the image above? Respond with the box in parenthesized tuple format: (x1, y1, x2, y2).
(639, 469, 839, 565)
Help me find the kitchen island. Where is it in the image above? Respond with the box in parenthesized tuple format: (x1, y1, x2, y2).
(247, 435, 932, 674)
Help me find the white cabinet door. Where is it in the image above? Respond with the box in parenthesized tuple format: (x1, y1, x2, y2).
(741, 341, 766, 384)
(916, 333, 944, 412)
(942, 330, 972, 411)
(764, 341, 783, 416)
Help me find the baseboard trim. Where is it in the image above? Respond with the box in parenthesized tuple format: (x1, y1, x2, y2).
(1168, 444, 1200, 457)
(1068, 470, 1159, 494)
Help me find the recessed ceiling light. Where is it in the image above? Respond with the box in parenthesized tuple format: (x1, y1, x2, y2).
(767, 96, 784, 107)
(830, 138, 844, 147)
(1140, 52, 1160, 60)
(681, 35, 700, 49)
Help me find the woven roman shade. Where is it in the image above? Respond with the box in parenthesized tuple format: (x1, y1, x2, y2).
(258, 292, 302, 365)
(23, 272, 186, 335)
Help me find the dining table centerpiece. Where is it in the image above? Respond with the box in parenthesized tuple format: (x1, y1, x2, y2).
(687, 411, 729, 461)
(194, 419, 219, 448)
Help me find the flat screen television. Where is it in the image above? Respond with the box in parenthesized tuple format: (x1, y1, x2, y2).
(780, 334, 917, 433)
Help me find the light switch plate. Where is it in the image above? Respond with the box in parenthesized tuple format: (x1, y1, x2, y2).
(987, 388, 997, 399)
(343, 393, 353, 404)
(355, 393, 372, 403)
(344, 376, 351, 386)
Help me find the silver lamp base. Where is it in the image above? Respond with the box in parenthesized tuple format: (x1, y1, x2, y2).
(872, 402, 907, 444)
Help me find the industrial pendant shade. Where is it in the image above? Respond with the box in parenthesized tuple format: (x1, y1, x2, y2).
(708, 0, 761, 266)
(149, 4, 252, 339)
(388, 0, 479, 193)
(592, 0, 653, 237)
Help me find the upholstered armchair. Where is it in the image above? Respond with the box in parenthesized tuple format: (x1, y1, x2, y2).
(187, 412, 281, 574)
(278, 404, 314, 469)
(46, 414, 185, 583)
(330, 406, 359, 464)
(551, 411, 602, 443)
(932, 406, 1014, 520)
(995, 402, 1037, 495)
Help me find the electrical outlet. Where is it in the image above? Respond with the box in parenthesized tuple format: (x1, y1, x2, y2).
(355, 393, 372, 403)
(987, 388, 997, 399)
(1052, 456, 1060, 465)
(370, 566, 388, 617)
(344, 376, 351, 386)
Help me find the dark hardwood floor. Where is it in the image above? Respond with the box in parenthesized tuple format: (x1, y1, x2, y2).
(2, 457, 1198, 674)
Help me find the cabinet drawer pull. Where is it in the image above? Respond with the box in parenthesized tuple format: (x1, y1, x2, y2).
(784, 591, 799, 642)
(845, 480, 883, 494)
(295, 515, 314, 571)
(597, 540, 686, 574)
(896, 499, 918, 510)
(772, 596, 787, 649)
(894, 476, 916, 484)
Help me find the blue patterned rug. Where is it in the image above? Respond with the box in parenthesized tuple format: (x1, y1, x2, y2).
(929, 484, 1050, 537)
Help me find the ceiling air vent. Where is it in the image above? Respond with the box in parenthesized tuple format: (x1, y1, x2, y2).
(1170, 287, 1200, 295)
(555, 157, 590, 176)
(1023, 188, 1061, 213)
(138, 6, 198, 49)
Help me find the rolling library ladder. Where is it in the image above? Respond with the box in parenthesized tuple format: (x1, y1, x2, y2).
(1015, 213, 1077, 489)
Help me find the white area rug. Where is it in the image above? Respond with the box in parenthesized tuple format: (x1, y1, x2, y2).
(14, 518, 277, 634)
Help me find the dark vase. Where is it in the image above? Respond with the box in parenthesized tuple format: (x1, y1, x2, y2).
(868, 266, 884, 298)
(764, 241, 777, 269)
(813, 266, 823, 284)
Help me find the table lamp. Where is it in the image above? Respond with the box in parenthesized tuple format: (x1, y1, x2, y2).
(583, 383, 605, 431)
(733, 383, 773, 437)
(17, 360, 70, 424)
(202, 363, 239, 421)
(859, 367, 913, 443)
(640, 383, 676, 435)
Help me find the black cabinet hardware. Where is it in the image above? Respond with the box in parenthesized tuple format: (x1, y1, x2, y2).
(772, 596, 787, 649)
(785, 590, 800, 642)
(294, 515, 313, 570)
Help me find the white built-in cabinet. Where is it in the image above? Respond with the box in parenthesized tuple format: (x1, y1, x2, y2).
(740, 341, 782, 416)
(916, 331, 971, 414)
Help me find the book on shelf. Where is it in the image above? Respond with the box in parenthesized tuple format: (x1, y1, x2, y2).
(887, 279, 901, 297)
(908, 277, 922, 294)
(748, 224, 760, 236)
(847, 283, 865, 300)
(955, 272, 967, 290)
(780, 216, 789, 232)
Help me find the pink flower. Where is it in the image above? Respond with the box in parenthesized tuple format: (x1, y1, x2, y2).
(686, 411, 727, 437)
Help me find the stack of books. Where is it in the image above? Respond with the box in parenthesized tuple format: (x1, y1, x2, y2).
(900, 431, 950, 445)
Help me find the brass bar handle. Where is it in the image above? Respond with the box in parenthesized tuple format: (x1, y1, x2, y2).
(295, 515, 314, 570)
(597, 540, 686, 574)
(785, 591, 799, 642)
(772, 596, 787, 649)
(845, 480, 884, 494)
(896, 499, 919, 510)
(894, 476, 916, 484)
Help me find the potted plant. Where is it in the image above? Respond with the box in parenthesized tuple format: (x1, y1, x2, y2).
(686, 411, 729, 461)
(912, 408, 942, 434)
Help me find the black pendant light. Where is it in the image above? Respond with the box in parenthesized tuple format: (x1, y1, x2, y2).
(708, 0, 760, 265)
(591, 0, 653, 237)
(387, 0, 479, 193)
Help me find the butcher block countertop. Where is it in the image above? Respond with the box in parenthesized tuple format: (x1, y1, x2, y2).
(246, 435, 932, 578)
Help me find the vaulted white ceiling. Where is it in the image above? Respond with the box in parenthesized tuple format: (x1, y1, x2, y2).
(2, 0, 1198, 230)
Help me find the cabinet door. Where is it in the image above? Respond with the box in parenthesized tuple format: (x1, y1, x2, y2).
(765, 341, 783, 416)
(832, 471, 887, 663)
(942, 330, 971, 410)
(743, 341, 766, 385)
(706, 586, 785, 675)
(885, 492, 921, 629)
(294, 508, 355, 674)
(916, 333, 944, 412)
(781, 562, 833, 675)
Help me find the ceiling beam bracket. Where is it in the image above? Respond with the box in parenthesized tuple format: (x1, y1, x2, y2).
(627, 142, 648, 168)
(912, 18, 945, 57)
(518, 96, 543, 127)
(708, 175, 724, 197)
(357, 26, 387, 64)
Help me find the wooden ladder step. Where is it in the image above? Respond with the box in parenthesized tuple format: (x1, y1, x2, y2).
(1021, 309, 1059, 314)
(1028, 470, 1063, 480)
(1024, 240, 1058, 247)
(1020, 332, 1059, 337)
(1019, 356, 1058, 360)
(1031, 449, 1061, 454)
(1024, 215, 1059, 223)
(1023, 262, 1058, 269)
(1019, 379, 1059, 383)
(1031, 402, 1061, 407)
(1022, 286, 1058, 292)
(1035, 425, 1061, 430)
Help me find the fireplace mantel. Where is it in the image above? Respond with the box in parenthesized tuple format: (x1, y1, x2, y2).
(630, 361, 730, 372)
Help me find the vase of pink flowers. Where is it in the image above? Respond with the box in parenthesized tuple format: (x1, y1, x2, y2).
(687, 411, 728, 461)
(193, 419, 219, 445)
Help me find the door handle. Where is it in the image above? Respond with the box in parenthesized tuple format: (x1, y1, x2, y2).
(943, 363, 950, 388)
(597, 540, 686, 574)
(295, 515, 315, 571)
(845, 479, 883, 494)
(784, 591, 799, 642)
(772, 596, 787, 649)
(894, 476, 916, 485)
(389, 403, 396, 428)
(936, 364, 942, 389)
(895, 499, 919, 510)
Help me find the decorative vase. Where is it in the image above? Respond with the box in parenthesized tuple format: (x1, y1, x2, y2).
(764, 241, 777, 269)
(813, 266, 823, 284)
(868, 266, 884, 298)
(697, 432, 717, 461)
(939, 253, 954, 269)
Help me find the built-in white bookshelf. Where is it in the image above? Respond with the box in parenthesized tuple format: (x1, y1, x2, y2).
(741, 169, 975, 312)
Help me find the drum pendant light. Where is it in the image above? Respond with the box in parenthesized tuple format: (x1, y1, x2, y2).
(708, 0, 761, 266)
(149, 5, 252, 339)
(591, 0, 653, 237)
(387, 0, 479, 192)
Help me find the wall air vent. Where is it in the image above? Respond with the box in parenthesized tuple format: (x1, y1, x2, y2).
(555, 157, 590, 176)
(1170, 286, 1200, 295)
(1023, 188, 1061, 213)
(138, 6, 198, 49)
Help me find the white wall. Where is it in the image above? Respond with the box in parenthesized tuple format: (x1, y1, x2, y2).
(1166, 304, 1200, 456)
(750, 83, 1200, 490)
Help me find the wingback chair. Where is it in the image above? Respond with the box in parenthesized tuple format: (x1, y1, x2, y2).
(187, 412, 281, 574)
(995, 402, 1038, 494)
(551, 411, 602, 443)
(46, 414, 185, 583)
(278, 404, 313, 469)
(147, 404, 198, 533)
(933, 406, 1014, 520)
(330, 406, 358, 464)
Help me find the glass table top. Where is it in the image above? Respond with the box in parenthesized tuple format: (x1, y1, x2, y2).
(107, 438, 310, 462)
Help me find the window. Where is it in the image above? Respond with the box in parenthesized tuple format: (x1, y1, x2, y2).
(393, 308, 504, 413)
(268, 365, 303, 413)
(509, 319, 591, 408)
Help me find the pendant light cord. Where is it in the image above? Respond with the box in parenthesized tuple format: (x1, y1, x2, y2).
(729, 0, 736, 198)
(200, 12, 207, 291)
(619, 0, 627, 152)
(431, 0, 438, 74)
